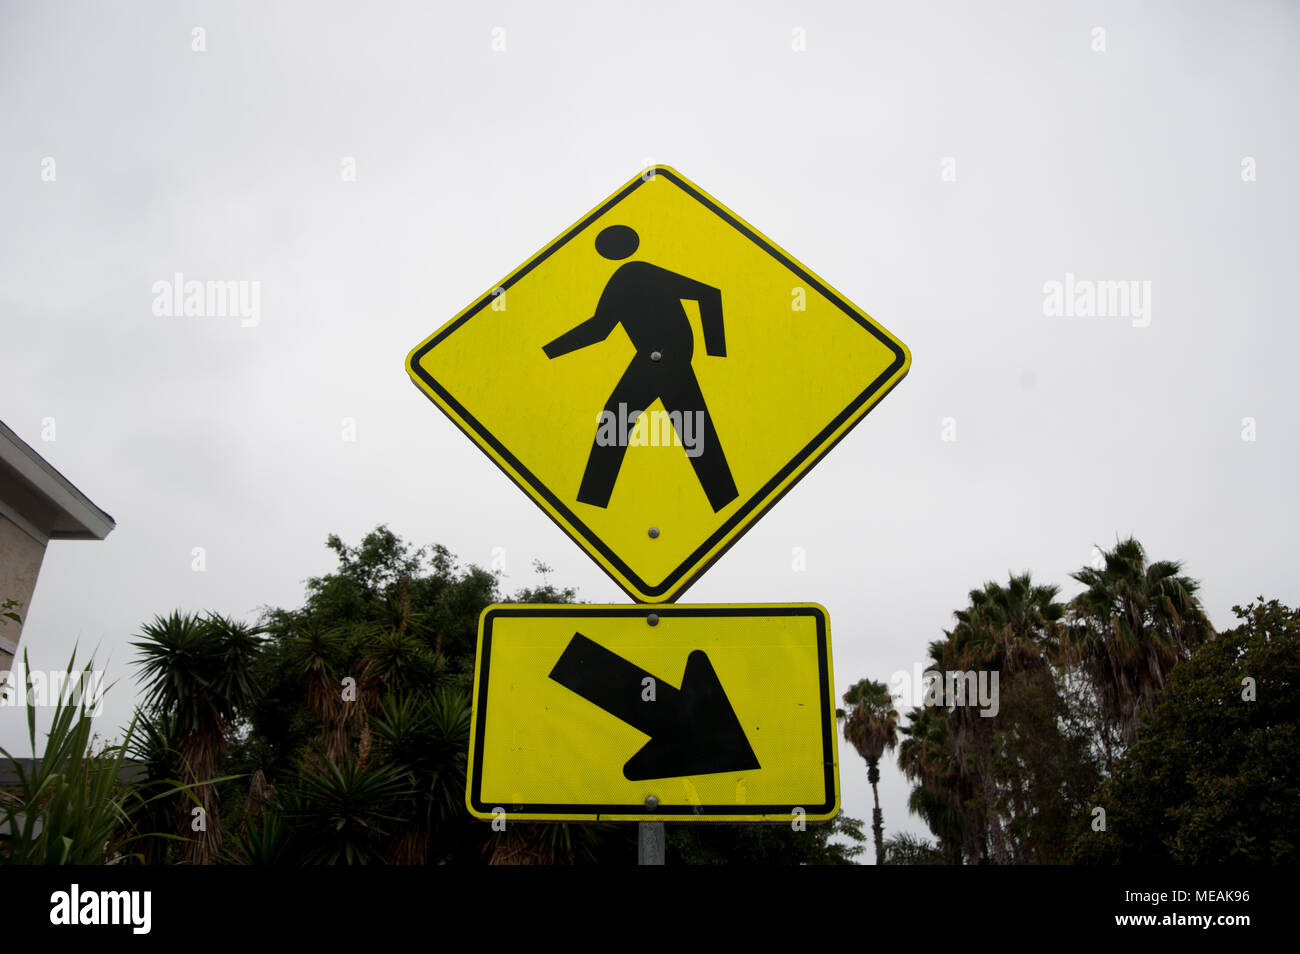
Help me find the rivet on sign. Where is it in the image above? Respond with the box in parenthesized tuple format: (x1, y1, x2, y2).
(647, 613, 659, 626)
(650, 351, 662, 362)
(645, 795, 659, 810)
(648, 527, 660, 538)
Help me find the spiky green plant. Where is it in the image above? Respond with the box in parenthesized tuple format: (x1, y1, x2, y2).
(277, 755, 414, 864)
(222, 805, 292, 865)
(0, 650, 188, 864)
(370, 689, 471, 862)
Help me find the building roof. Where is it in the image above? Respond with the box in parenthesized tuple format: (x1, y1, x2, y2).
(0, 419, 115, 543)
(0, 758, 147, 790)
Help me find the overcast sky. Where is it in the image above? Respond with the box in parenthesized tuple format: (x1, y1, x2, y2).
(2, 0, 1297, 857)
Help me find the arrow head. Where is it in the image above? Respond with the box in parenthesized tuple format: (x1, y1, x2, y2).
(622, 650, 761, 781)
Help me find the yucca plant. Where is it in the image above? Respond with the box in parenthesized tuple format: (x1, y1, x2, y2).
(277, 754, 414, 864)
(124, 706, 184, 864)
(222, 804, 292, 864)
(284, 620, 354, 763)
(486, 820, 613, 866)
(132, 611, 263, 864)
(370, 688, 472, 863)
(362, 629, 439, 698)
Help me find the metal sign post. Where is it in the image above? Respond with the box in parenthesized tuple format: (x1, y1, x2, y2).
(638, 820, 665, 866)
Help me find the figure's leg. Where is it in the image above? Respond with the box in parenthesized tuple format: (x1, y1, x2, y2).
(659, 370, 739, 512)
(577, 361, 657, 508)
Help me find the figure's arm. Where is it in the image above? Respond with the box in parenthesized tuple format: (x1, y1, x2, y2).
(659, 269, 727, 357)
(695, 283, 726, 357)
(543, 311, 619, 358)
(663, 269, 726, 357)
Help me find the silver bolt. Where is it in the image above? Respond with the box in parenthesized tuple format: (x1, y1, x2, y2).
(650, 351, 662, 362)
(647, 613, 659, 626)
(645, 795, 659, 810)
(648, 526, 660, 538)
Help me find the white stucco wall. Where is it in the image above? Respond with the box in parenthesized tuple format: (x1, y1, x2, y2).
(0, 512, 47, 668)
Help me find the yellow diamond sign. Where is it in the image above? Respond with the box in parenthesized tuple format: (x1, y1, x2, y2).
(406, 166, 910, 602)
(467, 603, 838, 822)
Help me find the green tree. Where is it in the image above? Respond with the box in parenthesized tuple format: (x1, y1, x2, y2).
(1072, 598, 1300, 863)
(229, 527, 612, 865)
(666, 813, 865, 865)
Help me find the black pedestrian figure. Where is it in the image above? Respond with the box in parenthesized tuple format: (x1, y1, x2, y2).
(543, 224, 739, 512)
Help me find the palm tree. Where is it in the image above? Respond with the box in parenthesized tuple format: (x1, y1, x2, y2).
(896, 704, 966, 863)
(132, 611, 262, 864)
(881, 831, 945, 865)
(1063, 537, 1213, 747)
(933, 573, 1065, 863)
(940, 574, 1064, 702)
(838, 678, 898, 865)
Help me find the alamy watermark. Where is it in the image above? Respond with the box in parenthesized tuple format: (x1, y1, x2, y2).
(594, 405, 706, 458)
(152, 272, 261, 327)
(50, 884, 150, 934)
(0, 665, 106, 716)
(889, 663, 1000, 717)
(1042, 272, 1151, 328)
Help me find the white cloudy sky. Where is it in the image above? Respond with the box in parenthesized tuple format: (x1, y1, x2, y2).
(2, 0, 1297, 858)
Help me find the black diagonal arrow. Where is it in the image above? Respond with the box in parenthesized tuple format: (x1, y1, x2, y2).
(547, 632, 761, 781)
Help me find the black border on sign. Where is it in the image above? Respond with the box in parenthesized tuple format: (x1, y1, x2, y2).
(407, 167, 908, 601)
(468, 604, 836, 819)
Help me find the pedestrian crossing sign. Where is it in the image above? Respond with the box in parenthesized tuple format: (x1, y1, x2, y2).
(406, 166, 910, 603)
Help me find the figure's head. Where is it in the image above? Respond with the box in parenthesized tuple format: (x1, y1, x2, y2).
(595, 225, 639, 260)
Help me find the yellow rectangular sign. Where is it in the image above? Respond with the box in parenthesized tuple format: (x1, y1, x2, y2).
(467, 603, 839, 823)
